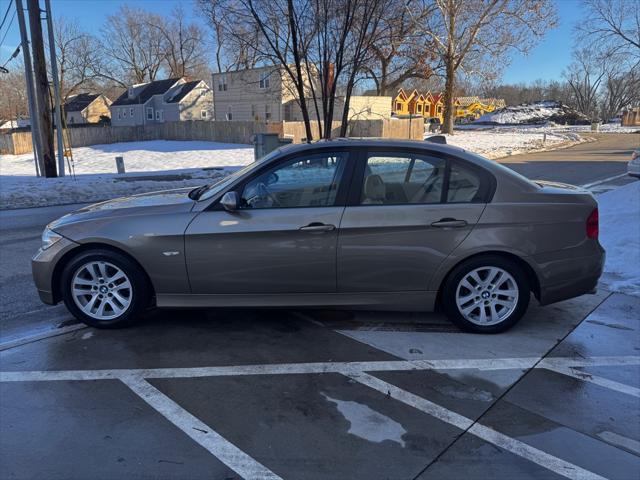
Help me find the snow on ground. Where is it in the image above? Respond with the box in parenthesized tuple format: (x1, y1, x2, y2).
(428, 129, 580, 159)
(0, 140, 254, 209)
(598, 181, 640, 296)
(474, 101, 590, 125)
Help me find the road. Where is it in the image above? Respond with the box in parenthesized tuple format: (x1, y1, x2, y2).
(0, 133, 639, 480)
(500, 132, 637, 186)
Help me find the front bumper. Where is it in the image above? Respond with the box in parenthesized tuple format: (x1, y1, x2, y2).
(535, 248, 605, 305)
(31, 236, 80, 305)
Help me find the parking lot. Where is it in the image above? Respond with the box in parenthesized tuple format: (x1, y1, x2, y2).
(1, 135, 639, 480)
(0, 292, 639, 479)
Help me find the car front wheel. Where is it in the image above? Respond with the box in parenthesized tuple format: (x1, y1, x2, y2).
(441, 255, 530, 333)
(61, 249, 151, 328)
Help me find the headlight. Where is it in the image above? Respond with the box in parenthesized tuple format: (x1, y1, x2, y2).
(41, 228, 63, 250)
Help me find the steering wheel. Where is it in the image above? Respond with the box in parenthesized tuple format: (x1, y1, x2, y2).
(257, 182, 282, 207)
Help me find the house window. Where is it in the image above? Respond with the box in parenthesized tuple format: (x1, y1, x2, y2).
(218, 75, 227, 92)
(417, 105, 422, 113)
(117, 110, 121, 120)
(147, 107, 154, 120)
(226, 106, 232, 121)
(122, 108, 127, 118)
(396, 102, 401, 110)
(130, 107, 134, 117)
(265, 104, 271, 120)
(201, 110, 208, 119)
(155, 110, 164, 122)
(251, 104, 256, 119)
(259, 72, 270, 89)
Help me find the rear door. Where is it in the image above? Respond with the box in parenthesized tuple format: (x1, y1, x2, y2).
(185, 149, 353, 294)
(337, 149, 491, 292)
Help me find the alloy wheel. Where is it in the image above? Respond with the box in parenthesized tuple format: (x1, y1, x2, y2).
(455, 266, 519, 326)
(71, 261, 133, 320)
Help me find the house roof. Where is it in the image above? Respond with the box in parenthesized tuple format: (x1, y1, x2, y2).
(166, 81, 202, 103)
(111, 78, 181, 106)
(64, 93, 102, 112)
(456, 96, 480, 106)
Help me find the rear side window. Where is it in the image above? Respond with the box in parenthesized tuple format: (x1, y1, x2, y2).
(447, 163, 482, 202)
(362, 154, 446, 205)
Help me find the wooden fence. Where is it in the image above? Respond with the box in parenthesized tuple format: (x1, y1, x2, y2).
(0, 118, 424, 155)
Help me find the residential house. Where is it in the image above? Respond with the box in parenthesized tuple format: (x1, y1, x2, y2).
(213, 66, 392, 122)
(110, 78, 214, 127)
(63, 93, 112, 125)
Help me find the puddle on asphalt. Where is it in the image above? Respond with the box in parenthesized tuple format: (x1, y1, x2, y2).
(322, 393, 407, 447)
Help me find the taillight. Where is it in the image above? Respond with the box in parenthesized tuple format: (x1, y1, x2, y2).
(586, 208, 599, 239)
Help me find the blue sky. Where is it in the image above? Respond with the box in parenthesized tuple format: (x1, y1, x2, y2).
(0, 0, 584, 84)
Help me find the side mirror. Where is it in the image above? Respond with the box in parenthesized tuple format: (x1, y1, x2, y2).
(220, 191, 239, 211)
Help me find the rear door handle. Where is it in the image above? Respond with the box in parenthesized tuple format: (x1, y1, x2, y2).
(431, 218, 468, 228)
(299, 222, 336, 232)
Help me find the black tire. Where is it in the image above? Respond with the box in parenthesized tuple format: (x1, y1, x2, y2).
(60, 249, 151, 329)
(441, 255, 530, 334)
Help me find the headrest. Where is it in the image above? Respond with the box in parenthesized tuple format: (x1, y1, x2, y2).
(364, 174, 385, 201)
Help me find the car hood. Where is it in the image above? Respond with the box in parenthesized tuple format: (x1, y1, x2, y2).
(49, 187, 196, 230)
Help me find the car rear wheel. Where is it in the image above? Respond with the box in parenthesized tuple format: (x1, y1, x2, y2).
(61, 249, 151, 328)
(441, 255, 530, 333)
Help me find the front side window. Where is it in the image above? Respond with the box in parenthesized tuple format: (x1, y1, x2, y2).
(241, 152, 348, 209)
(361, 153, 445, 205)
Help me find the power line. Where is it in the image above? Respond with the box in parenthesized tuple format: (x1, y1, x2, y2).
(1, 44, 19, 71)
(0, 10, 17, 49)
(0, 0, 14, 32)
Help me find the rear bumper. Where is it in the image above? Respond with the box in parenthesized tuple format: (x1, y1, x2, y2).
(535, 248, 605, 305)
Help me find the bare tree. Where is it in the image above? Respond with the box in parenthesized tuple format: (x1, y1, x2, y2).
(600, 65, 640, 121)
(98, 6, 165, 86)
(146, 6, 209, 79)
(197, 0, 263, 72)
(0, 67, 28, 121)
(364, 0, 438, 96)
(418, 0, 556, 133)
(53, 17, 102, 101)
(577, 0, 640, 61)
(563, 48, 607, 120)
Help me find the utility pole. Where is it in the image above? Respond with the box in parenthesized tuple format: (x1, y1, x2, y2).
(44, 0, 64, 176)
(27, 0, 56, 177)
(15, 0, 43, 176)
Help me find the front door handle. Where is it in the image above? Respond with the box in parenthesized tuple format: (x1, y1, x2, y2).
(299, 222, 336, 233)
(431, 218, 468, 228)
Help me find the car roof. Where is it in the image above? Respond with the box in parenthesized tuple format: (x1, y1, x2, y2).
(276, 138, 465, 156)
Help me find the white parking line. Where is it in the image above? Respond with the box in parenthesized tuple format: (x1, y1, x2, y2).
(581, 173, 628, 189)
(3, 356, 639, 383)
(121, 376, 283, 480)
(0, 323, 86, 351)
(348, 372, 607, 480)
(543, 365, 640, 398)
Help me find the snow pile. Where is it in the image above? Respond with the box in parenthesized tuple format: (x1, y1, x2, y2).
(598, 181, 640, 296)
(429, 129, 576, 159)
(475, 101, 590, 125)
(0, 140, 254, 209)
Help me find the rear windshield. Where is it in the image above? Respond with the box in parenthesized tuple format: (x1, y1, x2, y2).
(464, 151, 540, 189)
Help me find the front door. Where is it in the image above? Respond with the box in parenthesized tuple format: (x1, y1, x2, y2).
(338, 150, 488, 292)
(185, 150, 351, 294)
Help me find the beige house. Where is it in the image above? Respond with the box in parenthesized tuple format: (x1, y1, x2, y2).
(110, 78, 214, 127)
(63, 93, 112, 125)
(212, 66, 392, 122)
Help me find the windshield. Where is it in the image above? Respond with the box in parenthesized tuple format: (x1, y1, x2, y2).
(196, 148, 284, 201)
